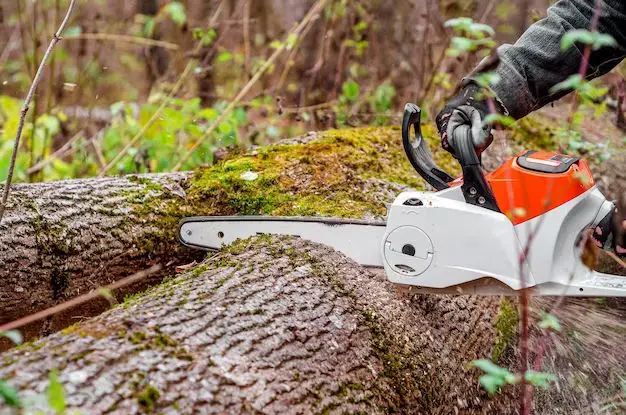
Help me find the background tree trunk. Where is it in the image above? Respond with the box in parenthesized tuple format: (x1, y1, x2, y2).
(0, 236, 511, 414)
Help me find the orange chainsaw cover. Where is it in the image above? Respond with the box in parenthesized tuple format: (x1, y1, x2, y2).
(485, 150, 594, 225)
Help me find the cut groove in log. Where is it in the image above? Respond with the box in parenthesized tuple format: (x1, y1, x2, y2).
(0, 236, 511, 414)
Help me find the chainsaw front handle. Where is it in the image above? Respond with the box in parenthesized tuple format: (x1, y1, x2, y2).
(401, 103, 500, 212)
(401, 104, 454, 191)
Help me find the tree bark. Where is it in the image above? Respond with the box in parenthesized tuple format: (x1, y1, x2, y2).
(0, 172, 202, 337)
(0, 236, 511, 414)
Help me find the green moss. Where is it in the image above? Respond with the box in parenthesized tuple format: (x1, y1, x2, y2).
(2, 356, 17, 366)
(129, 331, 147, 344)
(154, 334, 177, 348)
(511, 117, 557, 151)
(69, 349, 93, 362)
(137, 384, 160, 412)
(184, 126, 449, 221)
(491, 297, 519, 362)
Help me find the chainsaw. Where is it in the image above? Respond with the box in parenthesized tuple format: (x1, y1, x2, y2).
(177, 103, 625, 296)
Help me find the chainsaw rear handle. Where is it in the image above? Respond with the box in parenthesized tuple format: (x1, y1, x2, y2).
(401, 103, 454, 191)
(453, 120, 500, 212)
(401, 103, 500, 212)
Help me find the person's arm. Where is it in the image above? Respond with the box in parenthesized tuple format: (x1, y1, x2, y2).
(436, 0, 626, 158)
(486, 0, 626, 119)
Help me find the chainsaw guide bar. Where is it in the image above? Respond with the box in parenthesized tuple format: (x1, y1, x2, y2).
(178, 216, 387, 268)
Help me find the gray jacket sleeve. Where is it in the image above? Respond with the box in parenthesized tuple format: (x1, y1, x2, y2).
(485, 0, 626, 119)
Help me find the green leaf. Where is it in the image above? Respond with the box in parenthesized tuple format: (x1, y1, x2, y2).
(63, 26, 82, 37)
(143, 17, 156, 37)
(561, 29, 616, 51)
(470, 22, 495, 36)
(218, 122, 232, 135)
(353, 21, 368, 33)
(47, 370, 66, 414)
(444, 17, 474, 31)
(561, 29, 594, 50)
(538, 312, 561, 332)
(0, 330, 23, 345)
(97, 288, 115, 303)
(163, 1, 187, 26)
(478, 374, 507, 394)
(269, 40, 284, 50)
(549, 74, 583, 94)
(449, 36, 475, 53)
(524, 370, 557, 389)
(217, 51, 233, 63)
(444, 17, 494, 38)
(472, 359, 518, 395)
(591, 33, 617, 49)
(341, 80, 360, 103)
(483, 114, 516, 128)
(286, 34, 298, 50)
(471, 359, 515, 380)
(473, 71, 501, 88)
(0, 380, 21, 408)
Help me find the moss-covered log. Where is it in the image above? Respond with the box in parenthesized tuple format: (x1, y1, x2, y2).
(0, 236, 512, 414)
(0, 172, 200, 335)
(0, 126, 459, 338)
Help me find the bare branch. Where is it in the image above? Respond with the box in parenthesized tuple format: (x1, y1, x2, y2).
(0, 264, 162, 332)
(64, 32, 180, 50)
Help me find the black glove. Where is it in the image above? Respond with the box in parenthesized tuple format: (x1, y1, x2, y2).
(435, 80, 506, 159)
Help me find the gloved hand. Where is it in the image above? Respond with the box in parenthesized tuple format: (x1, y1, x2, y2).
(435, 80, 507, 159)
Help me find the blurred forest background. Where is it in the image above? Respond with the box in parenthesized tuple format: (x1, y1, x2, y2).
(0, 0, 624, 183)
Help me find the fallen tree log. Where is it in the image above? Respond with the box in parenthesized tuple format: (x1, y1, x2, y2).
(0, 236, 512, 414)
(0, 127, 450, 338)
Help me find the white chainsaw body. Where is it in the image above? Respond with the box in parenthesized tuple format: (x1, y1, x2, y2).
(382, 185, 624, 296)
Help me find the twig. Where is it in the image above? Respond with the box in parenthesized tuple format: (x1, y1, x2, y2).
(616, 78, 626, 130)
(173, 0, 328, 171)
(16, 0, 34, 79)
(568, 0, 603, 122)
(0, 27, 19, 64)
(0, 264, 162, 332)
(0, 0, 77, 225)
(281, 100, 337, 114)
(91, 135, 107, 168)
(64, 33, 180, 50)
(243, 0, 251, 80)
(275, 12, 317, 93)
(98, 61, 194, 176)
(28, 1, 41, 180)
(45, 0, 61, 113)
(26, 129, 85, 175)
